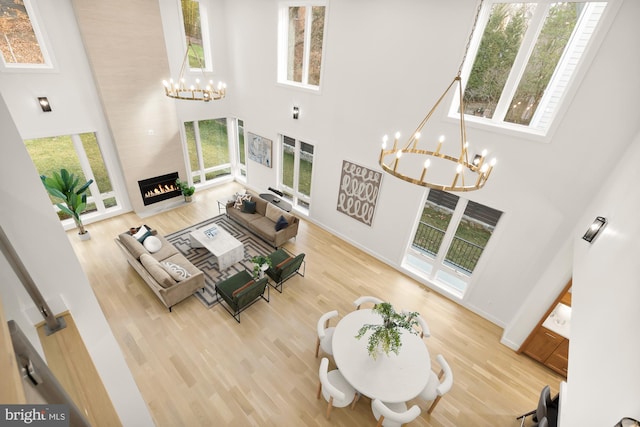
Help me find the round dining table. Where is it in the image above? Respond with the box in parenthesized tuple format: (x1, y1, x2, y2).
(331, 308, 431, 403)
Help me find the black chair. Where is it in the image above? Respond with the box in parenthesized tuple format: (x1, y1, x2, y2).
(265, 248, 305, 293)
(516, 385, 558, 427)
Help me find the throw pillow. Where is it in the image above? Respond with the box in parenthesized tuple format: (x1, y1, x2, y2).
(143, 235, 162, 253)
(140, 254, 175, 288)
(242, 200, 256, 214)
(161, 261, 191, 281)
(234, 193, 251, 209)
(275, 215, 289, 231)
(133, 225, 151, 242)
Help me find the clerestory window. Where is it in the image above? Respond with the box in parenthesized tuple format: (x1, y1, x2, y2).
(0, 0, 52, 68)
(277, 1, 327, 90)
(180, 0, 212, 70)
(451, 1, 610, 137)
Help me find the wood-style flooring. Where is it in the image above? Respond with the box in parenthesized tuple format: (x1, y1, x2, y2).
(67, 182, 563, 426)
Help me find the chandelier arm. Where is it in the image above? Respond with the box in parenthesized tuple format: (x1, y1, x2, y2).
(403, 76, 460, 151)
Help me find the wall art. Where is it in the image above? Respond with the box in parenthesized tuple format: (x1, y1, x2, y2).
(336, 160, 382, 226)
(247, 132, 272, 168)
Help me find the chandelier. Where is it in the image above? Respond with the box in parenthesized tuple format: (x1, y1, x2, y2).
(162, 42, 226, 102)
(378, 0, 495, 192)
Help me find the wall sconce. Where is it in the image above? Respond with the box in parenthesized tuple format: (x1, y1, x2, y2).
(37, 97, 52, 112)
(582, 216, 607, 243)
(292, 106, 299, 119)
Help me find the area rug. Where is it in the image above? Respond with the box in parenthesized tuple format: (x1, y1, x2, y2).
(165, 214, 274, 308)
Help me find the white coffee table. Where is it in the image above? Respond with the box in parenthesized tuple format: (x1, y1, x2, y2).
(189, 224, 244, 270)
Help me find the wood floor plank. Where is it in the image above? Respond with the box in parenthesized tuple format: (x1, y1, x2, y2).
(66, 182, 563, 426)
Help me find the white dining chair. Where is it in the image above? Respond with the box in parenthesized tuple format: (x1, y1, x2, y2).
(315, 310, 338, 358)
(402, 310, 431, 339)
(353, 295, 383, 310)
(417, 354, 453, 414)
(371, 398, 421, 427)
(317, 357, 359, 419)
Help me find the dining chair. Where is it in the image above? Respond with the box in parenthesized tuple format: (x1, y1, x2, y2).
(317, 357, 359, 419)
(403, 309, 431, 339)
(371, 399, 421, 427)
(315, 310, 338, 358)
(417, 354, 453, 414)
(353, 295, 383, 310)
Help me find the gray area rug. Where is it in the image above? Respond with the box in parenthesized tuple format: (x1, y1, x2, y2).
(165, 214, 274, 308)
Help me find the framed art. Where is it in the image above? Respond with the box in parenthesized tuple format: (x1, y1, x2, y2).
(336, 160, 383, 226)
(247, 132, 272, 168)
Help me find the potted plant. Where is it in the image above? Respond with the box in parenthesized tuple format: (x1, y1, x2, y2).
(40, 169, 94, 240)
(176, 178, 195, 202)
(355, 302, 419, 359)
(251, 255, 273, 279)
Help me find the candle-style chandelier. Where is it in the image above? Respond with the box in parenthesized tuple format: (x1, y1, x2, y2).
(378, 0, 495, 192)
(162, 42, 226, 102)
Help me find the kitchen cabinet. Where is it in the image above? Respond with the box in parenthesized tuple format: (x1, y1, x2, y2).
(519, 279, 572, 377)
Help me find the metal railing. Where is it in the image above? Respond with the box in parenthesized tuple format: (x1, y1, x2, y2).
(412, 222, 485, 274)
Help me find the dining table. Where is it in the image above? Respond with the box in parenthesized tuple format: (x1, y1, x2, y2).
(331, 308, 431, 403)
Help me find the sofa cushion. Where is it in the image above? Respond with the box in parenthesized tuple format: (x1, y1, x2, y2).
(161, 261, 191, 281)
(140, 253, 175, 288)
(119, 233, 149, 260)
(265, 202, 282, 223)
(133, 225, 152, 242)
(149, 235, 179, 262)
(242, 200, 256, 214)
(143, 235, 162, 253)
(249, 216, 277, 240)
(275, 215, 289, 231)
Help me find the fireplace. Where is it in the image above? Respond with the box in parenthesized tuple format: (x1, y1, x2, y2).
(138, 172, 181, 206)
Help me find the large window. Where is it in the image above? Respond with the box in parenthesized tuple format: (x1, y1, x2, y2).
(181, 0, 211, 70)
(0, 0, 51, 68)
(24, 132, 120, 224)
(280, 135, 314, 211)
(278, 1, 327, 89)
(405, 189, 502, 298)
(235, 119, 247, 179)
(183, 118, 231, 185)
(452, 1, 608, 135)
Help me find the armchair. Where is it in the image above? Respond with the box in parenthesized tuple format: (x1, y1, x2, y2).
(265, 248, 306, 293)
(215, 270, 269, 323)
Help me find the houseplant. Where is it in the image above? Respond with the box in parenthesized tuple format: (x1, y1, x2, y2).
(176, 178, 195, 202)
(40, 168, 94, 240)
(355, 302, 419, 359)
(251, 255, 273, 279)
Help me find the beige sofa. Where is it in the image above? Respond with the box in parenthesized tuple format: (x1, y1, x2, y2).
(226, 190, 299, 247)
(115, 229, 204, 311)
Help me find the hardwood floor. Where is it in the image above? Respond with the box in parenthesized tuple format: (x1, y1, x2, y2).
(68, 182, 563, 426)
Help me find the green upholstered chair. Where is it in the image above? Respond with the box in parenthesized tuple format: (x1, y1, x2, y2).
(215, 270, 269, 323)
(265, 248, 306, 293)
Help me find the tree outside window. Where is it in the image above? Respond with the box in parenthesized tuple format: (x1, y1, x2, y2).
(181, 0, 211, 70)
(455, 1, 608, 134)
(0, 0, 50, 67)
(279, 2, 326, 89)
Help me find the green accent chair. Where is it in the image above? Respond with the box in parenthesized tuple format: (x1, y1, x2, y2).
(215, 270, 269, 323)
(265, 248, 306, 293)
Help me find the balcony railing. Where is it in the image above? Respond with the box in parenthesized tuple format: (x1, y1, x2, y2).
(412, 222, 485, 274)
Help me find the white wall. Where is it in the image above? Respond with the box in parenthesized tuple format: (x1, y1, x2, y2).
(0, 95, 154, 425)
(560, 132, 640, 425)
(223, 0, 640, 331)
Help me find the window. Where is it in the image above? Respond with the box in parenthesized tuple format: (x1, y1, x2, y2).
(183, 118, 231, 185)
(24, 132, 120, 224)
(278, 2, 327, 89)
(405, 189, 502, 298)
(452, 1, 608, 135)
(181, 0, 211, 70)
(279, 135, 314, 211)
(0, 0, 51, 68)
(235, 119, 247, 178)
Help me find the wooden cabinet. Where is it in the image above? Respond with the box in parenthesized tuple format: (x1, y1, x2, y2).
(519, 279, 572, 377)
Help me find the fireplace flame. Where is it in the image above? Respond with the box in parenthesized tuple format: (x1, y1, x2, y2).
(144, 184, 177, 199)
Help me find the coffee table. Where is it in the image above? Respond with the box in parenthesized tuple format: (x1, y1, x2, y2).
(189, 225, 244, 270)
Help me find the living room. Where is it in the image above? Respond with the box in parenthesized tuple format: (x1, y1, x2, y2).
(0, 0, 639, 425)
